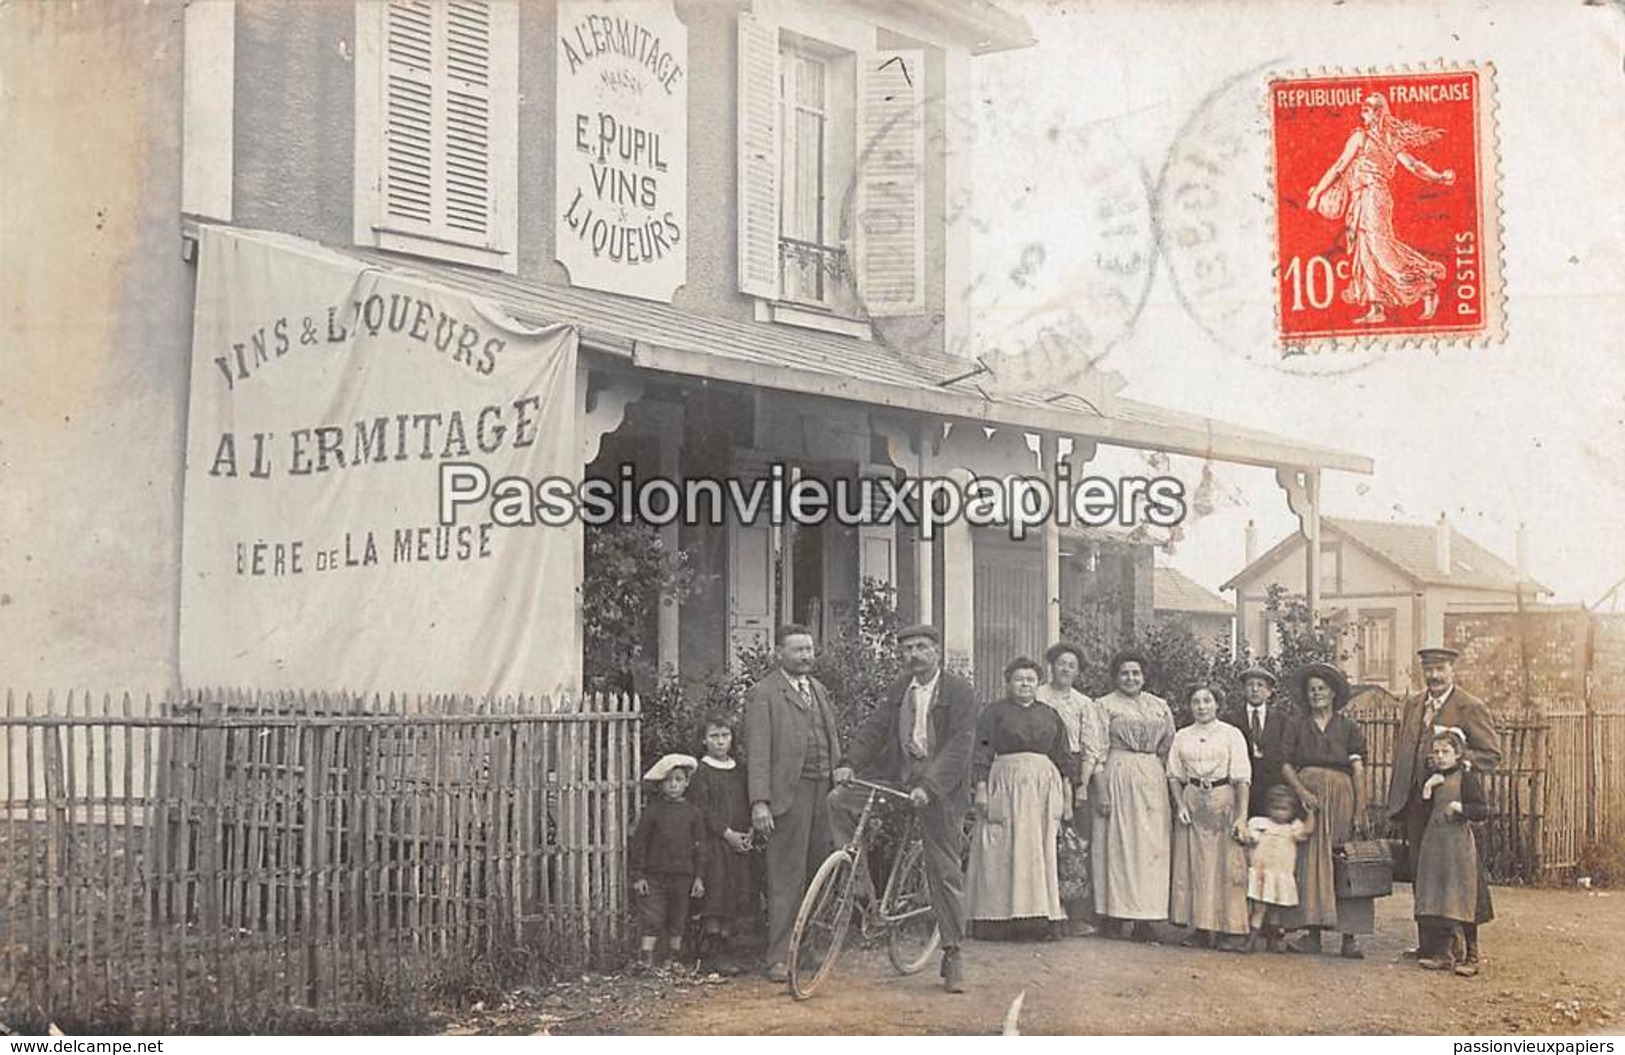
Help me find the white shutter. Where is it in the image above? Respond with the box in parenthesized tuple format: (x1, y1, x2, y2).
(736, 12, 781, 299)
(856, 50, 925, 316)
(384, 0, 436, 228)
(443, 0, 493, 239)
(381, 0, 495, 245)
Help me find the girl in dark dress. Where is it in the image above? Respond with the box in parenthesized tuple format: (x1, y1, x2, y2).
(686, 715, 759, 971)
(1414, 728, 1494, 977)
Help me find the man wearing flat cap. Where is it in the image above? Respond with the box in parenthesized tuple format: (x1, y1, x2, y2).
(1227, 666, 1288, 818)
(746, 623, 843, 984)
(829, 623, 980, 992)
(1386, 645, 1501, 964)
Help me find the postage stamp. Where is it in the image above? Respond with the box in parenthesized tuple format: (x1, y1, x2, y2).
(1268, 65, 1504, 349)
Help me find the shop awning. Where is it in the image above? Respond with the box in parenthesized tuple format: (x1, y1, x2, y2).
(339, 243, 1371, 475)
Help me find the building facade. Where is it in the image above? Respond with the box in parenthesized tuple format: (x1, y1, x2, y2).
(4, 0, 1370, 707)
(1225, 515, 1551, 693)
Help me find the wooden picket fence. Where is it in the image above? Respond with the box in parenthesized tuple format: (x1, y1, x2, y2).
(0, 687, 640, 1032)
(1351, 696, 1625, 882)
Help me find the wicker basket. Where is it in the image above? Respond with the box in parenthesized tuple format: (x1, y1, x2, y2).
(1334, 839, 1395, 899)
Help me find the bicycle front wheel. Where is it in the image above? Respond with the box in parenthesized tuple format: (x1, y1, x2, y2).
(883, 836, 940, 974)
(787, 849, 857, 999)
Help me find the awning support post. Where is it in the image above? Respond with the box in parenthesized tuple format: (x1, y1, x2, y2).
(1275, 466, 1323, 630)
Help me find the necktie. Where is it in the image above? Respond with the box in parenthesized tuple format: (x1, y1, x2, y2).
(796, 677, 812, 704)
(1249, 707, 1264, 757)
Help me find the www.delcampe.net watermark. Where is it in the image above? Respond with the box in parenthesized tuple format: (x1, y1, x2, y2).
(438, 462, 1186, 541)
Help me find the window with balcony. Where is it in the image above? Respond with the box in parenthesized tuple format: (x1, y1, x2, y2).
(354, 0, 518, 272)
(737, 11, 925, 332)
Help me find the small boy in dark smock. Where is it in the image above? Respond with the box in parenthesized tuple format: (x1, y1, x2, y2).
(629, 753, 708, 970)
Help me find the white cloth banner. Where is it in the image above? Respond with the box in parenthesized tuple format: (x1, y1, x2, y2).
(180, 226, 579, 696)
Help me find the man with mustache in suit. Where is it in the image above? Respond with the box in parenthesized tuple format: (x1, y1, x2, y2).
(746, 623, 843, 984)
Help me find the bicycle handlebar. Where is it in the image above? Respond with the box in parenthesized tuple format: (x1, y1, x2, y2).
(844, 776, 914, 801)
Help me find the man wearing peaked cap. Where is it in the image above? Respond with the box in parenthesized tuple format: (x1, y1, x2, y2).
(829, 622, 979, 993)
(1386, 644, 1500, 966)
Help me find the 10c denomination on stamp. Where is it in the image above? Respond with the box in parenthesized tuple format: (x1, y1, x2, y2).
(1269, 65, 1504, 349)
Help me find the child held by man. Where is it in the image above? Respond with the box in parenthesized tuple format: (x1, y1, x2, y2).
(629, 754, 708, 971)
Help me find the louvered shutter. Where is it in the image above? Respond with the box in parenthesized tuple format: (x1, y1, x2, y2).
(856, 50, 925, 316)
(384, 1, 436, 228)
(736, 12, 781, 299)
(443, 1, 493, 240)
(382, 0, 495, 246)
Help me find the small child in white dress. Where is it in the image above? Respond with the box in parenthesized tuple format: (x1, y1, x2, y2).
(1245, 784, 1315, 953)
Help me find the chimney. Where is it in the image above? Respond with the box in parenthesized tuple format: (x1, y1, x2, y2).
(1435, 513, 1452, 576)
(1516, 522, 1529, 581)
(1245, 519, 1258, 565)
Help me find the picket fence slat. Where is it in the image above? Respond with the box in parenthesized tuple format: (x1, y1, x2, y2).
(1350, 700, 1610, 884)
(0, 687, 640, 1032)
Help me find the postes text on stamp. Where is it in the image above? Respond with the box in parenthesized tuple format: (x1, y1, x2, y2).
(1269, 66, 1503, 348)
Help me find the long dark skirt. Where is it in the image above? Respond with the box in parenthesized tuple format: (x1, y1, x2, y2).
(1277, 767, 1375, 934)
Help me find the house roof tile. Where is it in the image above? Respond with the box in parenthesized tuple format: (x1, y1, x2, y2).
(1154, 566, 1233, 616)
(1222, 516, 1551, 595)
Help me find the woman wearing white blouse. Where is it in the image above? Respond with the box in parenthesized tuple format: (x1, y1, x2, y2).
(1167, 683, 1253, 951)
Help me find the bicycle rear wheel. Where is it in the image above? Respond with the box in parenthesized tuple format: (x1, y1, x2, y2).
(787, 849, 857, 999)
(883, 835, 940, 974)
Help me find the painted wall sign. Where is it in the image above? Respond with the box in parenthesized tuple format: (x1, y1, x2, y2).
(555, 0, 688, 302)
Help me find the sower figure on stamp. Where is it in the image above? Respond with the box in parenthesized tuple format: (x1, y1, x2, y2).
(829, 624, 981, 993)
(745, 623, 843, 984)
(1227, 666, 1288, 819)
(1307, 92, 1455, 325)
(1385, 645, 1501, 966)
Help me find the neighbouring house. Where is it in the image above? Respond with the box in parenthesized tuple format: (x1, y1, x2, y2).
(4, 0, 1372, 715)
(1225, 514, 1551, 693)
(1153, 565, 1233, 649)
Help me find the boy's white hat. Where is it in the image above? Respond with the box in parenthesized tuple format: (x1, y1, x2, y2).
(643, 753, 698, 782)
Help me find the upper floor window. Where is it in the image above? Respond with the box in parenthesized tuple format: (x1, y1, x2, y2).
(354, 0, 518, 272)
(1359, 608, 1397, 684)
(1319, 540, 1342, 594)
(738, 11, 925, 325)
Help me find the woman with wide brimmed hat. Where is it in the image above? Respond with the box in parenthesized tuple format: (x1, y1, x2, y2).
(1277, 662, 1375, 958)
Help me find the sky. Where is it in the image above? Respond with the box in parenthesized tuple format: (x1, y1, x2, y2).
(964, 0, 1625, 606)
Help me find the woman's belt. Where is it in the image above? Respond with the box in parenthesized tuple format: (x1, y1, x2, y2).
(1298, 763, 1354, 775)
(1181, 776, 1231, 791)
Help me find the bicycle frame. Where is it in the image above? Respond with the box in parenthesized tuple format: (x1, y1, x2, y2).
(838, 778, 934, 936)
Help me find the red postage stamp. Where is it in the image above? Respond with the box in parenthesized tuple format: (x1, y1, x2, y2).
(1269, 66, 1503, 348)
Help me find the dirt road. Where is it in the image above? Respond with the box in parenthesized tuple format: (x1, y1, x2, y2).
(542, 887, 1622, 1035)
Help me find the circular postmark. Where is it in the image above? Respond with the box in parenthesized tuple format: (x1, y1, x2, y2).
(1155, 61, 1382, 376)
(836, 60, 1156, 400)
(959, 115, 1157, 399)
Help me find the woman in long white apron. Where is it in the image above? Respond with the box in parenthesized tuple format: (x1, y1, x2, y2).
(968, 657, 1077, 937)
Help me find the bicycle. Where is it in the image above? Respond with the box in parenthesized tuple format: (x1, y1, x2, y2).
(785, 777, 940, 1000)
